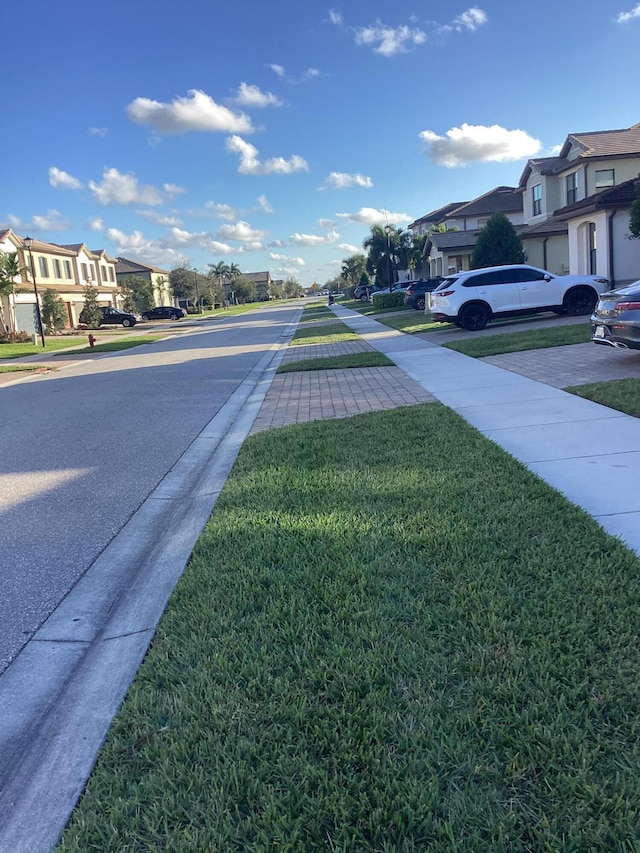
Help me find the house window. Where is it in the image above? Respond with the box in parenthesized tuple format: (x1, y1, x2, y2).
(109, 267, 115, 282)
(102, 265, 108, 281)
(532, 184, 542, 216)
(64, 260, 72, 279)
(595, 169, 614, 189)
(589, 222, 597, 275)
(38, 257, 49, 278)
(566, 172, 578, 205)
(81, 263, 89, 282)
(450, 256, 464, 272)
(53, 258, 62, 278)
(477, 218, 489, 229)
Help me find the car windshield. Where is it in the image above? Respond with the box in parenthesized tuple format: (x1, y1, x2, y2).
(436, 277, 458, 290)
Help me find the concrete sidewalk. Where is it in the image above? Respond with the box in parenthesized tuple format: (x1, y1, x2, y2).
(263, 305, 640, 557)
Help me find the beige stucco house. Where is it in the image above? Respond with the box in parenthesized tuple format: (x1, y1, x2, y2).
(114, 258, 172, 305)
(0, 230, 120, 334)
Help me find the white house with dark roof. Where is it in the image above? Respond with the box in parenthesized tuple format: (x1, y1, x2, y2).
(519, 123, 640, 284)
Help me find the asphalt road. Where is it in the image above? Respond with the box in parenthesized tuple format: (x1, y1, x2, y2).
(0, 303, 300, 674)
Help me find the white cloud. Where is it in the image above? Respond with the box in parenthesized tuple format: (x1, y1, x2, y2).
(136, 210, 184, 227)
(88, 126, 108, 137)
(323, 171, 373, 189)
(88, 218, 104, 231)
(354, 22, 426, 57)
(452, 7, 488, 31)
(419, 123, 540, 167)
(256, 194, 274, 213)
(338, 243, 360, 252)
(234, 82, 283, 108)
(49, 167, 83, 190)
(335, 207, 412, 226)
(8, 209, 71, 232)
(89, 168, 164, 206)
(105, 227, 190, 265)
(269, 252, 305, 266)
(266, 64, 319, 83)
(163, 183, 186, 197)
(126, 89, 253, 134)
(329, 8, 343, 25)
(617, 2, 640, 21)
(318, 218, 336, 228)
(225, 135, 309, 175)
(204, 201, 239, 220)
(216, 220, 267, 244)
(290, 230, 339, 246)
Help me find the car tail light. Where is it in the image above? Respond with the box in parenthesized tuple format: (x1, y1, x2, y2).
(615, 300, 640, 310)
(436, 290, 455, 297)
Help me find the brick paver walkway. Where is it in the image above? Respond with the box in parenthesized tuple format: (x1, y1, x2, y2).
(250, 364, 435, 434)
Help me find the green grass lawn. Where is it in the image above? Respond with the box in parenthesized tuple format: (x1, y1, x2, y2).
(377, 313, 455, 334)
(444, 323, 591, 357)
(291, 320, 360, 346)
(565, 377, 640, 418)
(60, 404, 640, 852)
(0, 337, 86, 359)
(55, 336, 162, 355)
(277, 351, 394, 373)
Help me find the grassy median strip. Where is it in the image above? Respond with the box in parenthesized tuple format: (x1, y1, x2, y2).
(277, 351, 394, 373)
(444, 323, 591, 357)
(60, 404, 640, 851)
(53, 336, 162, 355)
(566, 377, 640, 418)
(0, 337, 87, 359)
(291, 320, 360, 346)
(0, 364, 48, 373)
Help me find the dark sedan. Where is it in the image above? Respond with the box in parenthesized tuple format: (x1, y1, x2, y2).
(79, 306, 138, 327)
(403, 278, 445, 311)
(591, 280, 640, 349)
(141, 306, 186, 321)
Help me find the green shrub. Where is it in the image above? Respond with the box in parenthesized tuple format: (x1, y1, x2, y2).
(371, 291, 405, 309)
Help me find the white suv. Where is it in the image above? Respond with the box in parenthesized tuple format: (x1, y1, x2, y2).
(427, 264, 609, 331)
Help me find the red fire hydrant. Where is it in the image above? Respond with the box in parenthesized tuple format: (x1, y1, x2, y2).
(88, 334, 96, 348)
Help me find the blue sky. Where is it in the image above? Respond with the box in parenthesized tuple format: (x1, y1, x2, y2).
(2, 0, 639, 286)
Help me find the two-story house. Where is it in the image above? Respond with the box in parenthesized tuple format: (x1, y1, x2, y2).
(114, 258, 172, 305)
(519, 123, 640, 285)
(419, 186, 524, 277)
(0, 230, 120, 333)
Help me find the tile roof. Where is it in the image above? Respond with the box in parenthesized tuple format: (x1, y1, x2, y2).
(449, 186, 522, 217)
(115, 257, 169, 275)
(409, 202, 467, 229)
(563, 124, 640, 158)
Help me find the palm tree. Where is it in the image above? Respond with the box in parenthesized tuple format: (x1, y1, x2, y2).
(208, 261, 231, 304)
(363, 225, 400, 290)
(0, 251, 28, 334)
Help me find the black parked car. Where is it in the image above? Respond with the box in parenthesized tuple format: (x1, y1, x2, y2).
(403, 278, 445, 311)
(141, 306, 186, 321)
(79, 306, 138, 327)
(591, 279, 640, 349)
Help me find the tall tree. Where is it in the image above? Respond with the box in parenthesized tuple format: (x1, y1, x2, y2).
(363, 225, 400, 290)
(470, 213, 525, 269)
(283, 277, 302, 297)
(209, 261, 231, 303)
(119, 275, 155, 313)
(169, 265, 197, 304)
(232, 275, 256, 303)
(340, 254, 367, 289)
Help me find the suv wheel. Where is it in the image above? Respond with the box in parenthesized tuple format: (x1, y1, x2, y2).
(564, 287, 597, 316)
(459, 303, 490, 331)
(122, 318, 133, 327)
(415, 296, 425, 311)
